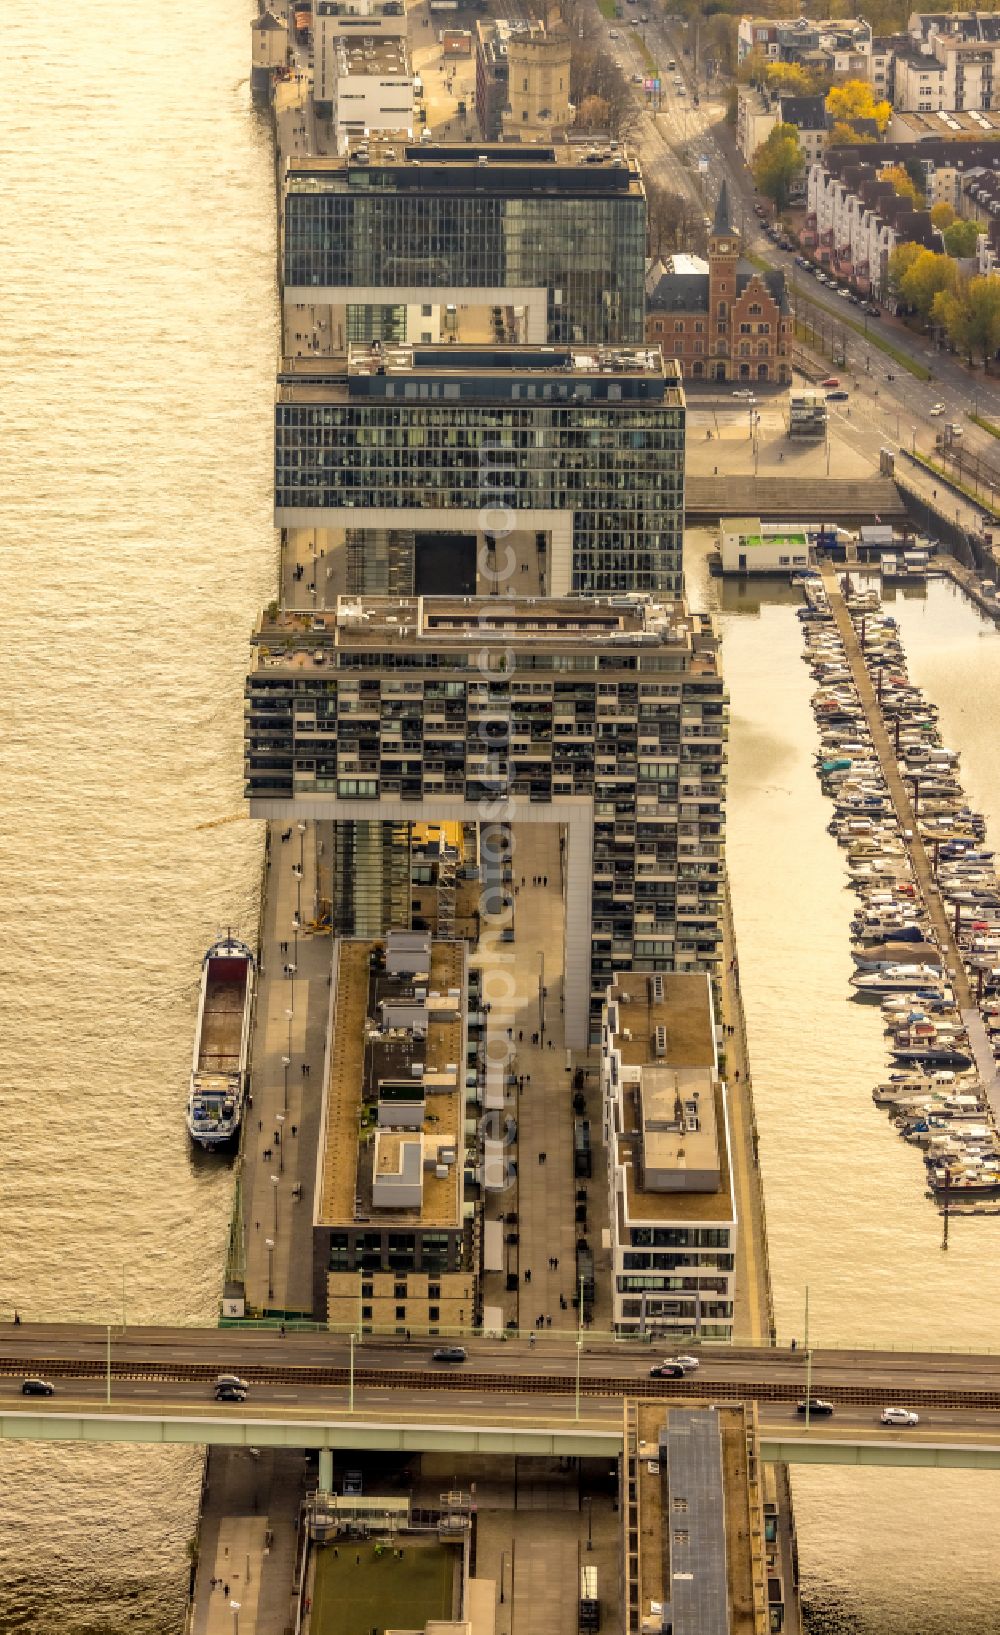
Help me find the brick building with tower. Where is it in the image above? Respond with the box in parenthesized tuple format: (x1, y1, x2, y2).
(646, 183, 791, 384)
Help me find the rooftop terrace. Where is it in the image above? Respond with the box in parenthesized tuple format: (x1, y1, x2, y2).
(318, 938, 466, 1231)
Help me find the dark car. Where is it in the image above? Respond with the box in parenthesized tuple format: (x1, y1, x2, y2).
(432, 1346, 468, 1363)
(649, 1363, 685, 1378)
(21, 1378, 55, 1397)
(796, 1398, 835, 1415)
(215, 1384, 248, 1402)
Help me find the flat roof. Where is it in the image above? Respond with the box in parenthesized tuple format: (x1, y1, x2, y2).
(605, 973, 734, 1225)
(335, 35, 410, 73)
(621, 1079, 734, 1224)
(285, 141, 642, 195)
(318, 938, 465, 1230)
(635, 1402, 762, 1635)
(251, 596, 713, 666)
(606, 972, 717, 1071)
(276, 345, 676, 405)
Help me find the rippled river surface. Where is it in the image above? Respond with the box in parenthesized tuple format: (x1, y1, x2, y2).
(4, 2, 1000, 1626)
(0, 1, 276, 1627)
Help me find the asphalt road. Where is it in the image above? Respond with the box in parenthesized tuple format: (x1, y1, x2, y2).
(5, 1324, 1000, 1391)
(594, 0, 1000, 487)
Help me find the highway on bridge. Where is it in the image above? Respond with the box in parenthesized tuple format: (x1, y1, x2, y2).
(5, 1327, 1000, 1466)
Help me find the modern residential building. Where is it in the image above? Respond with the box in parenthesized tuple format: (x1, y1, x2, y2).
(315, 929, 476, 1329)
(273, 344, 685, 597)
(321, 35, 414, 152)
(314, 0, 408, 115)
(601, 972, 736, 1341)
(736, 13, 872, 74)
(645, 187, 791, 384)
(500, 19, 573, 139)
(281, 143, 647, 346)
(626, 1402, 771, 1635)
(244, 595, 727, 1043)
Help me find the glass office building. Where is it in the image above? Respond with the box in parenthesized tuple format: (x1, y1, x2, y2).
(274, 344, 685, 596)
(283, 144, 647, 345)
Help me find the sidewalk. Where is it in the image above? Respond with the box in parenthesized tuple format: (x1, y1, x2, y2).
(191, 1447, 308, 1635)
(504, 826, 578, 1337)
(242, 821, 332, 1315)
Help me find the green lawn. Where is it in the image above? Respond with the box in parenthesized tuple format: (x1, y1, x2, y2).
(311, 1540, 455, 1635)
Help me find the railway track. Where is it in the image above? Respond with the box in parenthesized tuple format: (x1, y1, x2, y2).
(3, 1359, 1000, 1412)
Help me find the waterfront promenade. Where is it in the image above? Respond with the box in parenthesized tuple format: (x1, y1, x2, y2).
(240, 820, 330, 1316)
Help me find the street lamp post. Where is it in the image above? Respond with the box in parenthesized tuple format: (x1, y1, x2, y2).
(281, 1053, 290, 1115)
(271, 1174, 280, 1239)
(575, 1272, 585, 1422)
(288, 962, 297, 1015)
(585, 1495, 593, 1551)
(266, 1237, 275, 1301)
(276, 1112, 286, 1174)
(286, 1008, 294, 1062)
(804, 1284, 812, 1431)
(230, 1600, 241, 1635)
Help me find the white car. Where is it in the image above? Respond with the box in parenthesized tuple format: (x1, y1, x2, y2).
(929, 403, 946, 416)
(663, 1355, 700, 1372)
(732, 388, 755, 399)
(880, 1406, 919, 1426)
(609, 28, 621, 37)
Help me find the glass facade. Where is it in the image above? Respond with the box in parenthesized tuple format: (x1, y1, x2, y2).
(275, 373, 685, 595)
(284, 181, 646, 343)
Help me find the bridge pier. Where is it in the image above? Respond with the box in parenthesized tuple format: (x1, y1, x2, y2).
(318, 1446, 333, 1493)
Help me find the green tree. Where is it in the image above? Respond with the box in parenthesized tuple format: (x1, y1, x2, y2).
(930, 200, 956, 230)
(943, 218, 981, 259)
(826, 79, 891, 135)
(752, 123, 804, 211)
(898, 248, 958, 318)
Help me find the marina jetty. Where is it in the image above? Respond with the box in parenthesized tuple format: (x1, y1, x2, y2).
(799, 565, 1000, 1204)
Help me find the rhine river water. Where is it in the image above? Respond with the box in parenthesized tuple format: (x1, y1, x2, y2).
(3, 4, 1000, 1630)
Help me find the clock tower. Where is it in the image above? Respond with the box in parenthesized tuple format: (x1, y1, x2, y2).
(708, 181, 738, 382)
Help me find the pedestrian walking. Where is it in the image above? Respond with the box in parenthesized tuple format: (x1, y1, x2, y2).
(291, 1124, 298, 1137)
(258, 1119, 263, 1131)
(224, 1584, 229, 1598)
(301, 1062, 307, 1078)
(524, 1268, 531, 1284)
(521, 876, 526, 887)
(543, 875, 548, 886)
(518, 1030, 523, 1042)
(553, 1257, 558, 1270)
